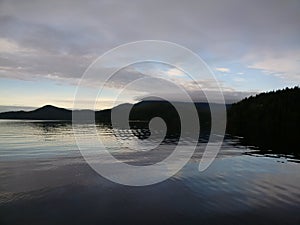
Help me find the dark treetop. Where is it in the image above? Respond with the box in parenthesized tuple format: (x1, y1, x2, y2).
(1, 87, 299, 154)
(227, 86, 300, 154)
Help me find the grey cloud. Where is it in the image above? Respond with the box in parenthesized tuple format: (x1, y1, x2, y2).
(1, 0, 299, 53)
(0, 0, 299, 94)
(137, 90, 256, 104)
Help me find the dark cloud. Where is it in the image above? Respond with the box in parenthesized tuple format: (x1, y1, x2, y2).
(0, 0, 299, 104)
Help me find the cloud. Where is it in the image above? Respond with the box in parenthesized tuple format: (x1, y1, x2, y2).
(247, 51, 300, 81)
(137, 89, 255, 104)
(233, 77, 246, 83)
(0, 38, 35, 54)
(0, 0, 299, 106)
(165, 68, 185, 77)
(215, 67, 230, 73)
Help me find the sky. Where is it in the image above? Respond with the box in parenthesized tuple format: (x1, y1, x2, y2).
(0, 0, 299, 111)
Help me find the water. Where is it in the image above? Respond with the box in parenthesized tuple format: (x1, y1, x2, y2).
(0, 120, 300, 225)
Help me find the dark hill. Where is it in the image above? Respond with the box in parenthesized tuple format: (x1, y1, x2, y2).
(0, 101, 215, 137)
(128, 101, 213, 132)
(227, 86, 300, 153)
(1, 88, 298, 154)
(0, 101, 214, 123)
(0, 105, 71, 120)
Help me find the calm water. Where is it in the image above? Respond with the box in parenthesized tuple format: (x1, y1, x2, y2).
(0, 120, 300, 225)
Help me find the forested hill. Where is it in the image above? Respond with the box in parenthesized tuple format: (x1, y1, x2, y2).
(227, 86, 300, 154)
(1, 87, 299, 153)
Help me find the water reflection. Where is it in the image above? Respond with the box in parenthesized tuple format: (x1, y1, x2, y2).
(0, 120, 300, 225)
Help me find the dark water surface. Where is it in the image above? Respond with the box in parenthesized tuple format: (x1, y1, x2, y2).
(0, 120, 300, 225)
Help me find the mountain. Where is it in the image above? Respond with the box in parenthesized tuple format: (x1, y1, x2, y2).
(0, 105, 72, 120)
(1, 87, 299, 154)
(227, 86, 300, 153)
(128, 101, 213, 132)
(0, 101, 213, 122)
(0, 101, 215, 136)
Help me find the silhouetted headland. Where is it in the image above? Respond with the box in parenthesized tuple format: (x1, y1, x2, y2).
(0, 105, 72, 120)
(1, 87, 299, 154)
(227, 86, 300, 154)
(0, 101, 215, 137)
